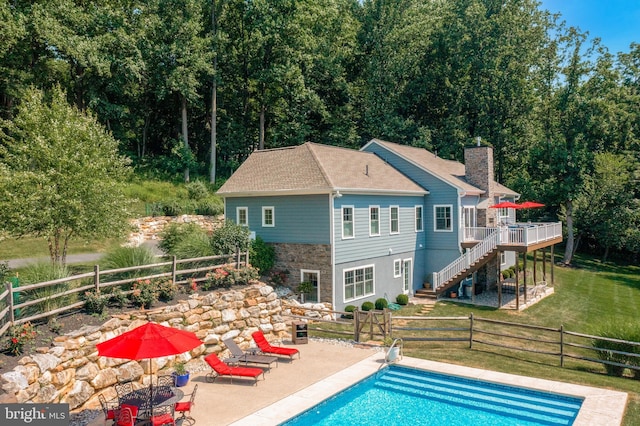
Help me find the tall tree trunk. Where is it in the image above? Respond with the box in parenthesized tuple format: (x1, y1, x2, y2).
(259, 104, 265, 150)
(182, 96, 190, 182)
(563, 199, 574, 265)
(210, 0, 217, 184)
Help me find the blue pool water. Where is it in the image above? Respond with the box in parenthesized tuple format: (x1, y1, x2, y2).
(280, 365, 583, 426)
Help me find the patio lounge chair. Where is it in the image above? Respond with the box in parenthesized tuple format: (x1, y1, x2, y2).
(204, 353, 265, 386)
(251, 330, 300, 361)
(222, 338, 278, 371)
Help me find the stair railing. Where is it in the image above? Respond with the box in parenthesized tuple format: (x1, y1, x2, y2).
(432, 229, 499, 290)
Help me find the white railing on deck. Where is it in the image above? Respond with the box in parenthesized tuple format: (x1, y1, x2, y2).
(436, 222, 562, 291)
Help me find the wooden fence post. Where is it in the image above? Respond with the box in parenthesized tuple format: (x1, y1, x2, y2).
(172, 256, 177, 284)
(94, 265, 100, 293)
(560, 325, 565, 367)
(469, 313, 474, 349)
(354, 308, 360, 342)
(6, 281, 14, 323)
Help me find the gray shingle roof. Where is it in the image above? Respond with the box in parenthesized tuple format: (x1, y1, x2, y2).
(365, 139, 518, 197)
(217, 142, 427, 196)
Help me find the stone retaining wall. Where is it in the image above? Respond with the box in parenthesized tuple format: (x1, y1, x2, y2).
(0, 283, 332, 412)
(126, 215, 224, 247)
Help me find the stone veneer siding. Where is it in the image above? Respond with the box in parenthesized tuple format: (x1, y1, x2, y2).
(0, 283, 324, 412)
(271, 243, 333, 303)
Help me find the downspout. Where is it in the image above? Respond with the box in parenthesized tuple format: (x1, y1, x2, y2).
(330, 193, 336, 311)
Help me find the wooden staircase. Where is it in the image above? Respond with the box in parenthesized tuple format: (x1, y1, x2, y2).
(415, 248, 498, 299)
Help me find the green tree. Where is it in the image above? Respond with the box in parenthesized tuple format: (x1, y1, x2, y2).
(0, 86, 132, 265)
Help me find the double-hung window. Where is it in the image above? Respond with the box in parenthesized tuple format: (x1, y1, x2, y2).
(415, 206, 423, 232)
(369, 206, 380, 236)
(390, 206, 399, 234)
(237, 207, 248, 226)
(344, 265, 374, 301)
(434, 205, 452, 232)
(342, 206, 354, 239)
(262, 206, 275, 227)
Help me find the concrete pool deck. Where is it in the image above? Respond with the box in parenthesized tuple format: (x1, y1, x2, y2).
(87, 339, 627, 425)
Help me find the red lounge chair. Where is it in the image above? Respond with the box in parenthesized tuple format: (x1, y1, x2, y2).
(205, 353, 264, 385)
(251, 330, 300, 361)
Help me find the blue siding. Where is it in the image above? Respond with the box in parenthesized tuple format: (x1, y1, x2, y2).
(225, 195, 330, 244)
(333, 194, 426, 264)
(333, 248, 424, 312)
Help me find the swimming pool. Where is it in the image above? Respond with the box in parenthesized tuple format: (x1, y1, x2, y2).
(280, 365, 583, 425)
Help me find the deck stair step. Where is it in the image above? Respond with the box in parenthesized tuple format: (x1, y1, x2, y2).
(376, 369, 581, 425)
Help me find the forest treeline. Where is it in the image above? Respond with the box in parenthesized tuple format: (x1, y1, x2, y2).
(0, 0, 638, 263)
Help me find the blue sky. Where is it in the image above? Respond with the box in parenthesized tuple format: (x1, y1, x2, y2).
(539, 0, 639, 54)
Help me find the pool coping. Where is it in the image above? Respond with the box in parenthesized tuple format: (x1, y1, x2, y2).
(230, 352, 628, 426)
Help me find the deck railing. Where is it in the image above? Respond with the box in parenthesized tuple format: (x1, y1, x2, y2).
(434, 222, 562, 290)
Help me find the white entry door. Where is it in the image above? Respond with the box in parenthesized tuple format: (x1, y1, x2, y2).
(402, 259, 412, 294)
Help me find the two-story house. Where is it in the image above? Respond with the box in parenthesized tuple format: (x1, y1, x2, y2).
(217, 139, 562, 311)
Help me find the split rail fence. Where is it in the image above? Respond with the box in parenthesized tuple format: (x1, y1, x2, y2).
(0, 251, 248, 337)
(289, 307, 640, 380)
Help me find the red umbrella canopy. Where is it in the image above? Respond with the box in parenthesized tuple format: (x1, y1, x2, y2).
(97, 322, 202, 360)
(490, 201, 521, 209)
(518, 201, 545, 209)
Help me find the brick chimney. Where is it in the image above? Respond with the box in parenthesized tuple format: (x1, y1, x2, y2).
(464, 141, 494, 195)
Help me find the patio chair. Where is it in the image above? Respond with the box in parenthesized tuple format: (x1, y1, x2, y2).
(115, 406, 136, 426)
(148, 404, 176, 426)
(157, 375, 175, 387)
(114, 381, 134, 404)
(204, 353, 265, 386)
(251, 330, 300, 361)
(98, 393, 118, 426)
(223, 338, 278, 371)
(174, 384, 197, 425)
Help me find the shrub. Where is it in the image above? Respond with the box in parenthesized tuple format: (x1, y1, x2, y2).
(185, 180, 210, 200)
(268, 270, 289, 286)
(250, 236, 275, 275)
(204, 265, 259, 289)
(172, 232, 215, 259)
(6, 322, 37, 355)
(195, 198, 223, 216)
(20, 262, 73, 318)
(107, 287, 128, 307)
(156, 278, 178, 302)
(131, 278, 158, 308)
(375, 298, 388, 310)
(343, 305, 356, 319)
(592, 321, 639, 377)
(84, 290, 109, 314)
(158, 223, 207, 255)
(396, 294, 409, 305)
(211, 221, 251, 255)
(102, 246, 156, 271)
(361, 301, 374, 311)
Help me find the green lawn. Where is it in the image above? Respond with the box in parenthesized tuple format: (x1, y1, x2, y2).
(0, 236, 123, 261)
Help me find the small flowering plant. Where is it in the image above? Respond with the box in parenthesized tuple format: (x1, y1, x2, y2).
(7, 322, 37, 355)
(156, 278, 178, 302)
(268, 270, 289, 286)
(84, 290, 108, 314)
(131, 278, 158, 308)
(205, 264, 259, 289)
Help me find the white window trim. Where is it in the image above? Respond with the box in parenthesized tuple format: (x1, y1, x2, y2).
(434, 204, 453, 232)
(262, 206, 275, 227)
(415, 205, 423, 232)
(342, 205, 355, 239)
(301, 269, 320, 302)
(369, 205, 380, 237)
(393, 259, 402, 278)
(343, 264, 375, 302)
(236, 207, 248, 226)
(389, 205, 400, 235)
(403, 257, 413, 294)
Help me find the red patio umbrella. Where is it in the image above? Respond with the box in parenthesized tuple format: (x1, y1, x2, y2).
(518, 201, 545, 209)
(489, 201, 521, 209)
(97, 322, 202, 415)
